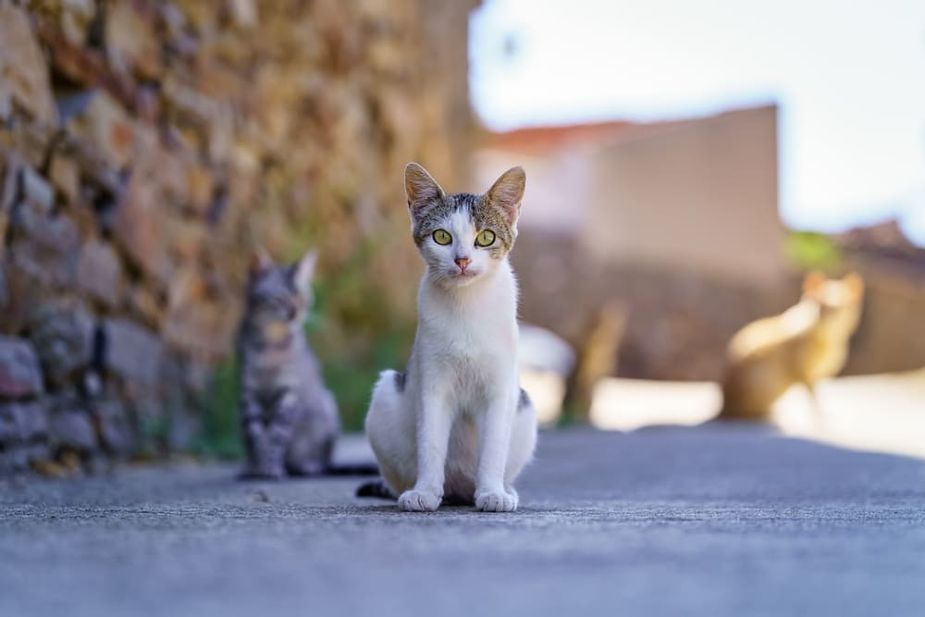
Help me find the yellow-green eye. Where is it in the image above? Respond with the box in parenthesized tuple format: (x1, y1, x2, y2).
(433, 229, 452, 245)
(475, 229, 496, 247)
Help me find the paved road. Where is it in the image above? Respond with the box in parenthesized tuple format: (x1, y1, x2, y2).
(2, 424, 924, 617)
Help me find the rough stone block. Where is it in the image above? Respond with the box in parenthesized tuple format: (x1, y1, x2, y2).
(228, 0, 258, 28)
(105, 1, 163, 81)
(0, 153, 19, 222)
(0, 336, 44, 400)
(49, 408, 97, 452)
(21, 166, 54, 214)
(8, 206, 81, 288)
(186, 165, 214, 215)
(48, 151, 81, 205)
(28, 301, 95, 388)
(0, 5, 58, 126)
(0, 401, 48, 443)
(78, 240, 123, 307)
(0, 446, 31, 473)
(67, 90, 136, 171)
(20, 400, 50, 441)
(0, 78, 11, 121)
(103, 318, 163, 388)
(113, 169, 169, 283)
(93, 398, 134, 455)
(126, 285, 165, 329)
(58, 0, 96, 46)
(163, 270, 237, 358)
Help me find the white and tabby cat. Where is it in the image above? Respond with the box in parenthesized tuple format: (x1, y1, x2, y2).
(363, 163, 538, 512)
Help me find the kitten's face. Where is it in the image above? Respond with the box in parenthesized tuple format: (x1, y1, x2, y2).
(246, 249, 317, 340)
(405, 163, 525, 288)
(802, 271, 865, 332)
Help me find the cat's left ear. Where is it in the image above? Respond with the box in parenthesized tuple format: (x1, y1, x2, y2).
(249, 246, 273, 276)
(486, 166, 526, 225)
(292, 249, 318, 298)
(843, 272, 865, 297)
(802, 271, 826, 298)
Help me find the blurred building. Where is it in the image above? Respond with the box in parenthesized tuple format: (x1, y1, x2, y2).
(838, 220, 925, 374)
(479, 105, 796, 381)
(479, 105, 785, 285)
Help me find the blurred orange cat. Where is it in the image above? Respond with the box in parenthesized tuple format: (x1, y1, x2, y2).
(718, 272, 865, 421)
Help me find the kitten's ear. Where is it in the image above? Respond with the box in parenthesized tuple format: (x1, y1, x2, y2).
(292, 249, 318, 297)
(405, 162, 445, 212)
(843, 272, 865, 297)
(249, 246, 273, 276)
(486, 166, 526, 225)
(802, 271, 826, 297)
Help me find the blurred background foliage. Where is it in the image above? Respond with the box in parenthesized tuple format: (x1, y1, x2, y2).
(786, 231, 843, 274)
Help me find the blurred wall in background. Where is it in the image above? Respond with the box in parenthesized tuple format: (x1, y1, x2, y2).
(838, 221, 925, 375)
(481, 105, 795, 381)
(484, 104, 925, 383)
(0, 0, 478, 474)
(584, 106, 784, 288)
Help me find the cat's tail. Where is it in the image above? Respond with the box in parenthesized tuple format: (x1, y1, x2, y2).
(355, 479, 395, 500)
(325, 462, 380, 476)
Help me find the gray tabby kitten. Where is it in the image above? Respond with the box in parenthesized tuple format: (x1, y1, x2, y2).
(238, 248, 373, 479)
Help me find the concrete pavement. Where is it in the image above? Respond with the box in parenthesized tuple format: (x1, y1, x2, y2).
(1, 424, 924, 617)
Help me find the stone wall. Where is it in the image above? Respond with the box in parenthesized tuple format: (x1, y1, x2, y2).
(0, 0, 476, 475)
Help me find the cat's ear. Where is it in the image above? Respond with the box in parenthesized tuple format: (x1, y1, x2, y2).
(843, 272, 865, 297)
(486, 166, 526, 225)
(405, 162, 445, 212)
(249, 246, 273, 276)
(292, 249, 318, 297)
(802, 271, 826, 298)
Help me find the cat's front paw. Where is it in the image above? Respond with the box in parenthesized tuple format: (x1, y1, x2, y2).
(398, 489, 441, 512)
(475, 489, 518, 512)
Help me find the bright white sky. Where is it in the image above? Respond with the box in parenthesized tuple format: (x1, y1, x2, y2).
(469, 0, 925, 244)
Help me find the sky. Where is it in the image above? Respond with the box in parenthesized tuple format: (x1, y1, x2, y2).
(469, 0, 925, 244)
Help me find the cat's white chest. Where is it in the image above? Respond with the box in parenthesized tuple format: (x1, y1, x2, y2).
(438, 308, 512, 352)
(415, 264, 518, 409)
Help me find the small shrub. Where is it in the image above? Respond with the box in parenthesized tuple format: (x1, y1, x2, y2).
(786, 231, 842, 273)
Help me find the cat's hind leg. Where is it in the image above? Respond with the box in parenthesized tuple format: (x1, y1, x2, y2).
(285, 391, 339, 476)
(364, 370, 416, 496)
(284, 431, 332, 477)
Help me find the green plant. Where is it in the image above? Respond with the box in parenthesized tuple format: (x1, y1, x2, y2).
(786, 231, 842, 273)
(193, 357, 244, 460)
(309, 271, 415, 432)
(316, 326, 414, 432)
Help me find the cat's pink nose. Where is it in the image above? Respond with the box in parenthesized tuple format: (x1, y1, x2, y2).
(454, 257, 471, 272)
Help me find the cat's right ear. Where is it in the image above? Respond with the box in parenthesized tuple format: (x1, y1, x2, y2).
(802, 271, 826, 298)
(843, 272, 865, 298)
(404, 162, 445, 213)
(250, 246, 273, 276)
(292, 249, 318, 298)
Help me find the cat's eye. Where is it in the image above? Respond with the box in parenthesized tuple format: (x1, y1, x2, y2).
(433, 229, 452, 245)
(475, 229, 496, 247)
